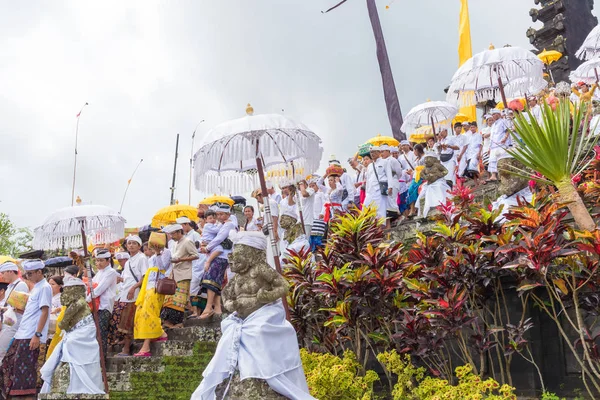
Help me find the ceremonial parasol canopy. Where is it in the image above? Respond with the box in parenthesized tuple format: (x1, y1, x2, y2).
(366, 134, 399, 147)
(409, 126, 436, 144)
(151, 203, 199, 228)
(199, 195, 235, 207)
(570, 58, 600, 85)
(401, 101, 458, 142)
(33, 204, 126, 250)
(537, 49, 562, 65)
(446, 45, 546, 108)
(0, 256, 17, 265)
(576, 25, 600, 60)
(194, 104, 323, 194)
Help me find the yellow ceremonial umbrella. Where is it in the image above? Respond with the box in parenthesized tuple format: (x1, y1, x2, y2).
(453, 113, 469, 125)
(496, 98, 526, 110)
(367, 134, 399, 147)
(199, 195, 235, 207)
(537, 49, 562, 65)
(0, 256, 17, 265)
(409, 126, 435, 144)
(151, 204, 199, 228)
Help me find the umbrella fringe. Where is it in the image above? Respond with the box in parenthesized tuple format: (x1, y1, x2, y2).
(33, 217, 126, 250)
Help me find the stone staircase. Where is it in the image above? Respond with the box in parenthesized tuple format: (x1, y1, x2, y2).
(40, 319, 222, 400)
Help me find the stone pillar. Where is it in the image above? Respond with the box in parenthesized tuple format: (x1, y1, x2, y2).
(526, 0, 598, 83)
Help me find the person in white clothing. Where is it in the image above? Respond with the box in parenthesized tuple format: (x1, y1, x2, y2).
(400, 140, 416, 167)
(242, 205, 262, 232)
(363, 145, 393, 224)
(298, 179, 315, 236)
(0, 260, 52, 398)
(462, 122, 484, 186)
(0, 262, 29, 363)
(109, 235, 148, 356)
(380, 144, 402, 220)
(328, 155, 355, 210)
(481, 114, 494, 168)
(252, 189, 280, 269)
(526, 96, 542, 124)
(47, 275, 63, 344)
(487, 109, 512, 183)
(435, 128, 461, 187)
(266, 181, 282, 204)
(88, 249, 118, 356)
(178, 217, 202, 247)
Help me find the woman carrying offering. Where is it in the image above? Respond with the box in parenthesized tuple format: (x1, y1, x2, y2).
(134, 234, 170, 357)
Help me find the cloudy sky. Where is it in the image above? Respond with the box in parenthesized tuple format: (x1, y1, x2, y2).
(1, 1, 597, 230)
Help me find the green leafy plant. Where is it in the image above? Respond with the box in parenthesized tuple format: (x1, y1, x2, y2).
(509, 98, 600, 231)
(300, 349, 379, 400)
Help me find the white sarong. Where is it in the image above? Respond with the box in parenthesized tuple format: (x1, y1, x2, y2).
(191, 300, 314, 400)
(416, 179, 451, 218)
(41, 315, 105, 395)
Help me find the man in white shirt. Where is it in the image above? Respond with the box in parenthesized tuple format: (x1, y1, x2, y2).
(0, 260, 52, 399)
(435, 127, 462, 187)
(88, 249, 118, 356)
(266, 181, 282, 204)
(0, 262, 29, 362)
(380, 144, 402, 220)
(526, 96, 542, 124)
(110, 235, 148, 356)
(462, 122, 483, 186)
(363, 146, 393, 224)
(399, 140, 416, 168)
(177, 217, 202, 248)
(297, 179, 315, 236)
(487, 109, 512, 183)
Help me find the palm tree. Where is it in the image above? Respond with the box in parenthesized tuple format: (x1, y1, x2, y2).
(508, 99, 599, 231)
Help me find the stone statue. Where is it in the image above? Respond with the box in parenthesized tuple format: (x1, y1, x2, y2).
(222, 242, 289, 319)
(279, 215, 304, 244)
(192, 231, 314, 400)
(421, 156, 448, 184)
(497, 158, 530, 198)
(58, 283, 90, 332)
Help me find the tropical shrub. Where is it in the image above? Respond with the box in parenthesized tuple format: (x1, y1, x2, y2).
(300, 349, 379, 400)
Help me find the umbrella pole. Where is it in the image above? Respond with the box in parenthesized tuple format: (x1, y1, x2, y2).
(595, 68, 599, 84)
(80, 221, 110, 394)
(291, 162, 307, 236)
(497, 75, 509, 112)
(430, 116, 437, 143)
(255, 147, 290, 320)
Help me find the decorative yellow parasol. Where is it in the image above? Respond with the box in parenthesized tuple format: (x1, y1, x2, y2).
(537, 49, 563, 65)
(453, 113, 470, 125)
(409, 126, 435, 144)
(198, 195, 235, 207)
(367, 134, 399, 147)
(0, 256, 17, 266)
(151, 204, 199, 228)
(495, 98, 526, 110)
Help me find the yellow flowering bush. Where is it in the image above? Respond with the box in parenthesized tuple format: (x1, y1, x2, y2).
(300, 349, 379, 400)
(377, 350, 517, 400)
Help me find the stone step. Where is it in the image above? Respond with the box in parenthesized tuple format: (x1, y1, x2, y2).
(39, 395, 109, 400)
(166, 323, 221, 342)
(108, 339, 197, 358)
(108, 370, 133, 392)
(106, 355, 166, 374)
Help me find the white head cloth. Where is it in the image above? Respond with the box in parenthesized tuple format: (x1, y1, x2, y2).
(265, 181, 274, 190)
(230, 231, 267, 251)
(63, 275, 86, 287)
(379, 144, 391, 151)
(163, 224, 183, 234)
(279, 178, 294, 189)
(400, 140, 410, 146)
(176, 217, 192, 224)
(126, 234, 142, 246)
(491, 109, 502, 115)
(94, 249, 112, 259)
(390, 146, 400, 153)
(214, 204, 231, 213)
(23, 260, 44, 271)
(115, 252, 130, 260)
(0, 262, 19, 272)
(370, 145, 381, 151)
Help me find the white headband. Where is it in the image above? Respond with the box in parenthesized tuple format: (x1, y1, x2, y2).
(126, 235, 142, 246)
(0, 262, 19, 272)
(23, 260, 44, 271)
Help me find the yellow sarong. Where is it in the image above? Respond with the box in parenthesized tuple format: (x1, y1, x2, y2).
(45, 306, 66, 360)
(134, 267, 165, 340)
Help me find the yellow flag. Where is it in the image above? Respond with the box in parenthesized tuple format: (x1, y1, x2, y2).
(458, 0, 476, 122)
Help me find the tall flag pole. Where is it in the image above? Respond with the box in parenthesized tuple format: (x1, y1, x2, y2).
(458, 0, 476, 122)
(71, 102, 89, 206)
(119, 159, 144, 214)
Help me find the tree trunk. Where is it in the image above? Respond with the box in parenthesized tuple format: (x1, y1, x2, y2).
(556, 179, 597, 231)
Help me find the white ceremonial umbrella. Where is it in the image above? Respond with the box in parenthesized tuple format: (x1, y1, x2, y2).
(446, 45, 546, 109)
(570, 58, 600, 85)
(401, 101, 458, 141)
(576, 25, 600, 60)
(194, 105, 323, 280)
(33, 203, 125, 394)
(33, 204, 126, 250)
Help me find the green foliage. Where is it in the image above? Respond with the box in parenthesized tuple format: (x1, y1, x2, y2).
(378, 350, 516, 400)
(540, 392, 563, 400)
(300, 349, 379, 400)
(0, 213, 32, 257)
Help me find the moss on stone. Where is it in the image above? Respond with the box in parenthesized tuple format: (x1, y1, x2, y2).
(109, 341, 216, 400)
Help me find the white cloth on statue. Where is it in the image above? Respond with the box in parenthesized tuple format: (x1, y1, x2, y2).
(492, 187, 534, 223)
(281, 234, 310, 262)
(40, 315, 105, 395)
(191, 300, 314, 400)
(416, 179, 451, 218)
